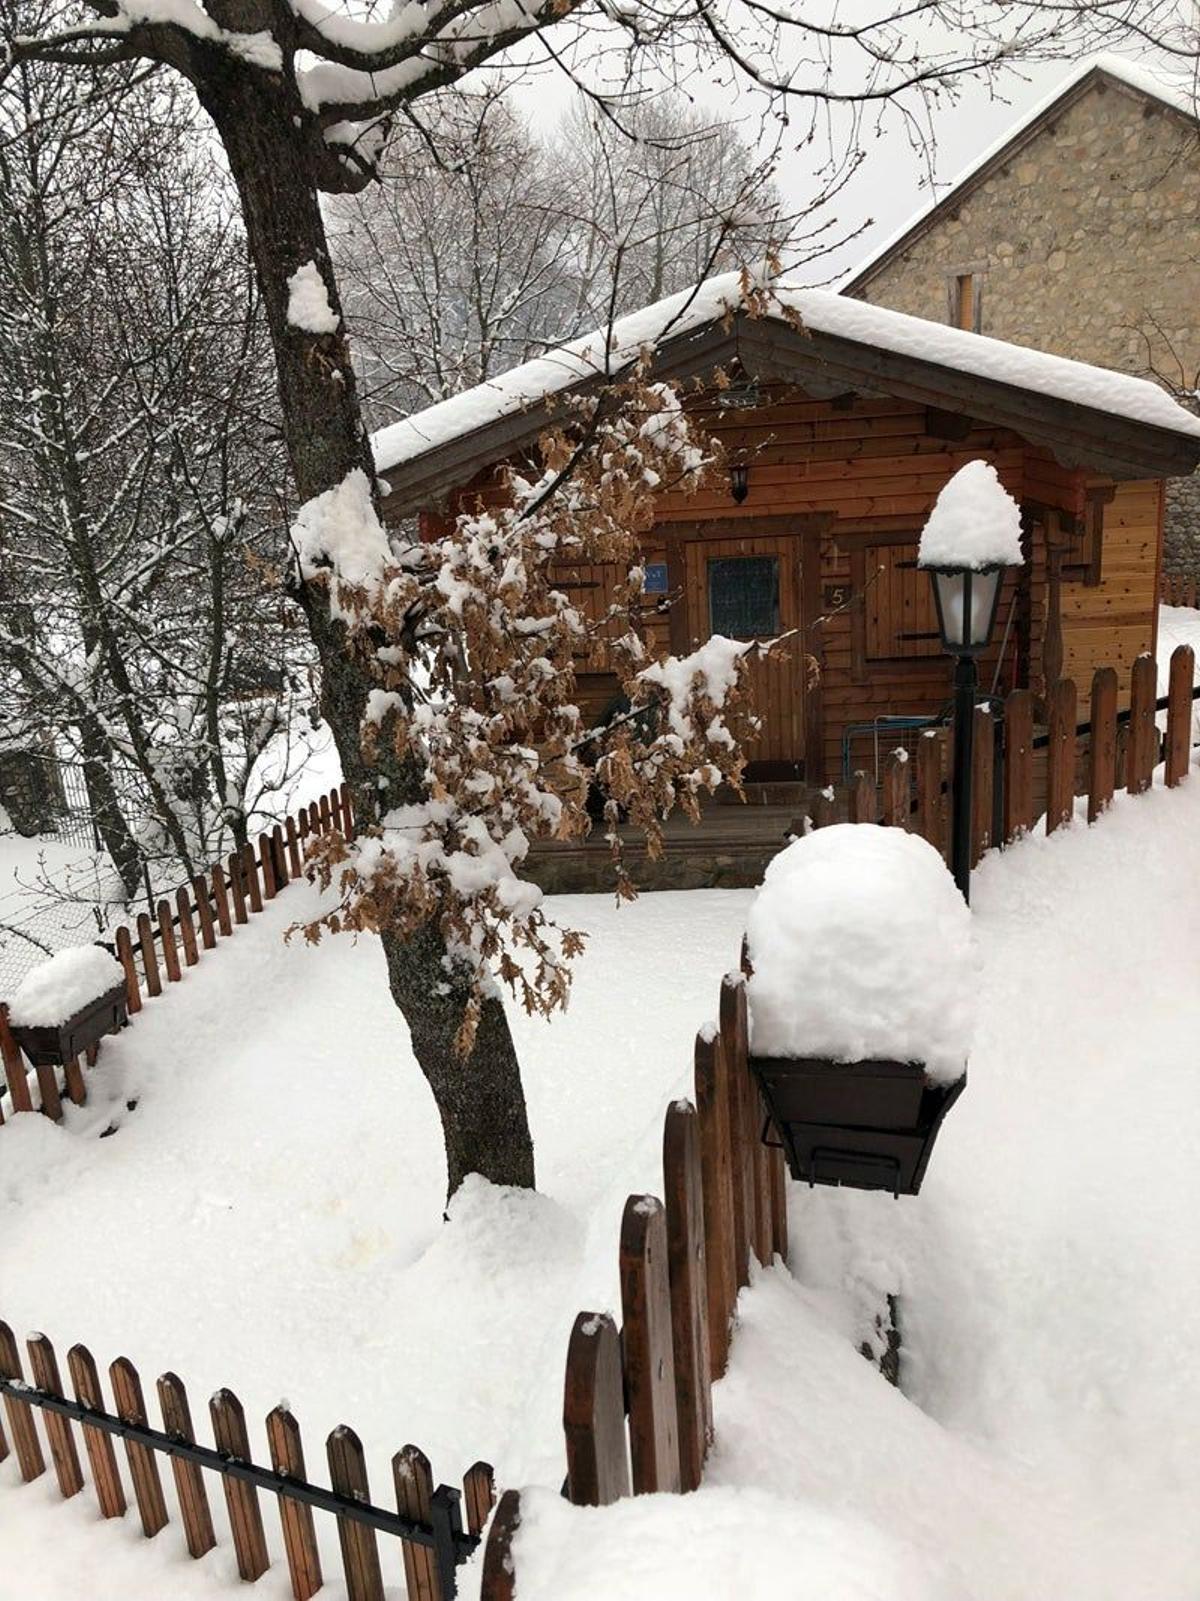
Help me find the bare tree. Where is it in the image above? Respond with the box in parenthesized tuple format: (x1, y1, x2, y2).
(4, 0, 1194, 1194)
(0, 41, 312, 897)
(330, 87, 795, 428)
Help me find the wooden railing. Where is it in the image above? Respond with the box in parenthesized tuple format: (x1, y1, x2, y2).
(0, 784, 352, 1124)
(480, 970, 789, 1596)
(1161, 574, 1200, 609)
(798, 648, 1195, 861)
(0, 1316, 490, 1600)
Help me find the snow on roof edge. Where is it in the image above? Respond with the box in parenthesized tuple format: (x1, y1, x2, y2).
(370, 267, 1200, 481)
(842, 54, 1200, 292)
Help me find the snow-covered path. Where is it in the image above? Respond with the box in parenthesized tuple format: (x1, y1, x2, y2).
(3, 778, 1200, 1598)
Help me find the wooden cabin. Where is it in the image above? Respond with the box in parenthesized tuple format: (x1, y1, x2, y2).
(374, 278, 1200, 790)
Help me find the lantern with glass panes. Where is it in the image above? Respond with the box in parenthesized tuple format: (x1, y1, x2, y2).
(917, 463, 1024, 903)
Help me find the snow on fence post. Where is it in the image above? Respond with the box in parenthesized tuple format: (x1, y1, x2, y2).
(462, 1463, 496, 1538)
(266, 1404, 324, 1601)
(1166, 644, 1195, 787)
(115, 925, 142, 1012)
(1045, 678, 1077, 834)
(619, 1195, 681, 1495)
(848, 769, 875, 824)
(66, 1344, 126, 1519)
(563, 1312, 630, 1506)
(0, 1005, 33, 1113)
(0, 1320, 44, 1481)
(209, 1388, 269, 1580)
(811, 786, 837, 830)
(882, 750, 909, 827)
(327, 1424, 386, 1601)
(1003, 690, 1034, 841)
(479, 1489, 522, 1601)
(27, 1334, 83, 1500)
(694, 1027, 736, 1379)
(663, 1102, 713, 1493)
(1088, 668, 1118, 822)
(156, 1371, 217, 1561)
(394, 1443, 441, 1601)
(110, 1356, 169, 1539)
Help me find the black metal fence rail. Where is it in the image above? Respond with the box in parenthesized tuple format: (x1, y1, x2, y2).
(0, 1343, 489, 1600)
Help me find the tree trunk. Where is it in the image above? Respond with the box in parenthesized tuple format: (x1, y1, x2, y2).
(196, 58, 535, 1195)
(383, 925, 536, 1193)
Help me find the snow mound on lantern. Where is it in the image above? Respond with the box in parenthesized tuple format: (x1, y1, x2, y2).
(286, 260, 340, 335)
(917, 459, 1023, 570)
(8, 944, 124, 1028)
(745, 824, 973, 1083)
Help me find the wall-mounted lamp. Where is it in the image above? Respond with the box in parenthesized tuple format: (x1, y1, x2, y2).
(730, 464, 750, 504)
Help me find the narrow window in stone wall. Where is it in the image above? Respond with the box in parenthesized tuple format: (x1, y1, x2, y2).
(954, 273, 977, 331)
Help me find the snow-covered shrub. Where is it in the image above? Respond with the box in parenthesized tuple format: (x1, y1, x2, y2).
(746, 824, 974, 1084)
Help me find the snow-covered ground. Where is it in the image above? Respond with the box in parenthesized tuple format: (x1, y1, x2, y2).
(4, 771, 1200, 1599)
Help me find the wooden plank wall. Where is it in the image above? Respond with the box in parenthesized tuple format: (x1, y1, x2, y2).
(1060, 479, 1163, 697)
(397, 389, 1161, 784)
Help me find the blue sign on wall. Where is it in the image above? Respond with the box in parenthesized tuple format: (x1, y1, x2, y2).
(643, 562, 669, 594)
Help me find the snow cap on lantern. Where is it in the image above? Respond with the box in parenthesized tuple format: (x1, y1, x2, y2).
(918, 460, 1022, 656)
(917, 459, 1023, 571)
(745, 824, 974, 1085)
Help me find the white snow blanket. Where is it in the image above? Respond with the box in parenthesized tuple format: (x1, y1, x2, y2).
(8, 944, 123, 1027)
(918, 460, 1024, 570)
(746, 824, 973, 1083)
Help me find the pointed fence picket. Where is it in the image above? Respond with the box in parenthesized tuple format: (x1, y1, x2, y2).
(0, 1318, 487, 1599)
(1, 785, 356, 1124)
(795, 650, 1197, 857)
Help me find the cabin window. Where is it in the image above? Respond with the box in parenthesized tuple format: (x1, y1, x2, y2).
(951, 272, 980, 332)
(708, 555, 780, 638)
(865, 543, 944, 659)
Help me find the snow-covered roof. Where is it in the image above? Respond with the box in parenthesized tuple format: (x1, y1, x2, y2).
(844, 55, 1199, 292)
(371, 268, 1200, 485)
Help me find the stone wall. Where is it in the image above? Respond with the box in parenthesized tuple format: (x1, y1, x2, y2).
(855, 76, 1200, 576)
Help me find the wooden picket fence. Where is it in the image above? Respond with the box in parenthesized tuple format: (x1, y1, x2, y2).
(0, 784, 352, 1125)
(480, 971, 788, 1598)
(802, 647, 1196, 861)
(1161, 574, 1200, 609)
(0, 1316, 491, 1600)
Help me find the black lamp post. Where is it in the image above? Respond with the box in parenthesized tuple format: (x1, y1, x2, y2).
(923, 562, 1007, 903)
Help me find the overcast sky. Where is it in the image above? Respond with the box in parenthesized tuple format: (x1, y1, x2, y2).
(504, 31, 1192, 290)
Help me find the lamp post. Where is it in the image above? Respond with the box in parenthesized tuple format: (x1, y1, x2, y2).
(918, 460, 1025, 904)
(923, 561, 1007, 903)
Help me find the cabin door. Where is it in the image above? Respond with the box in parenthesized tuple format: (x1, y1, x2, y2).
(682, 533, 805, 776)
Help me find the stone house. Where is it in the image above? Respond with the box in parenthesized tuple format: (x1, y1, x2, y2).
(844, 57, 1200, 578)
